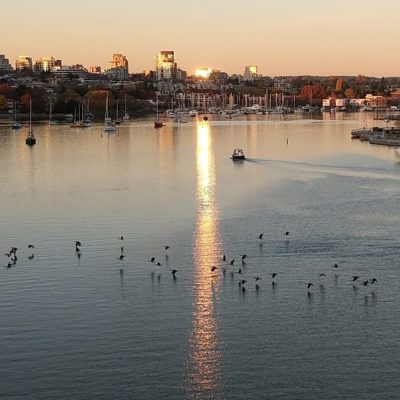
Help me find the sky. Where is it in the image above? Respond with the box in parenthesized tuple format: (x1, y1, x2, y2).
(2, 0, 400, 76)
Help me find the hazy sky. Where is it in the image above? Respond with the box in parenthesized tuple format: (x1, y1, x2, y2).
(3, 0, 399, 76)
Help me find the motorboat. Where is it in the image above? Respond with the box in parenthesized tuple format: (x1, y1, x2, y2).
(231, 148, 245, 160)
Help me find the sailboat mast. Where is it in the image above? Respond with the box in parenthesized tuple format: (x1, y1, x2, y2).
(49, 98, 52, 124)
(105, 92, 108, 121)
(29, 100, 32, 136)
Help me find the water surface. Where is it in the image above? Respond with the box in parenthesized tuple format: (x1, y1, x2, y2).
(0, 114, 399, 399)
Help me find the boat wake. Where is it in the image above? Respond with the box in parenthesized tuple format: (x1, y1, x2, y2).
(247, 158, 400, 182)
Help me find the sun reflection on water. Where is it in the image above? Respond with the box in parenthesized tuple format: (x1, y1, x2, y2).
(186, 121, 223, 399)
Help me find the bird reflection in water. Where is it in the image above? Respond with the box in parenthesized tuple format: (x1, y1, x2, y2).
(186, 122, 223, 399)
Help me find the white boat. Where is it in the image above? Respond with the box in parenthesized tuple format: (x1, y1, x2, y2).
(231, 148, 245, 160)
(104, 92, 116, 132)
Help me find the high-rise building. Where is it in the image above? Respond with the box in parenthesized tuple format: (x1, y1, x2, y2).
(155, 51, 177, 80)
(109, 54, 129, 72)
(16, 55, 33, 71)
(0, 55, 13, 72)
(243, 65, 258, 81)
(107, 54, 129, 80)
(34, 56, 62, 72)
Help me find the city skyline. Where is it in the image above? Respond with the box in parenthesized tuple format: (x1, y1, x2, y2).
(3, 0, 400, 76)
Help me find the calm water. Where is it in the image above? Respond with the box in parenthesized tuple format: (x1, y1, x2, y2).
(0, 114, 399, 399)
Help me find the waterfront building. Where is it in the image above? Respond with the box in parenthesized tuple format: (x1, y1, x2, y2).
(15, 56, 33, 71)
(0, 54, 13, 72)
(365, 94, 386, 108)
(322, 97, 336, 108)
(34, 57, 61, 72)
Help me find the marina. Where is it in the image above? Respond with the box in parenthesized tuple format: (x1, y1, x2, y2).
(351, 125, 400, 146)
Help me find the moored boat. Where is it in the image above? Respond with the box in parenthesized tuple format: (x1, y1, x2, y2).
(154, 92, 163, 129)
(26, 100, 36, 146)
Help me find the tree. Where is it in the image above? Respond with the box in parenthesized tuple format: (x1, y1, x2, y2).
(0, 95, 7, 109)
(344, 88, 356, 99)
(336, 79, 344, 93)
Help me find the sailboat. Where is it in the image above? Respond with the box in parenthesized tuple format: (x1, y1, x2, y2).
(115, 98, 121, 125)
(104, 92, 116, 132)
(49, 97, 56, 126)
(122, 94, 130, 122)
(154, 93, 163, 128)
(26, 100, 36, 146)
(70, 107, 79, 128)
(11, 101, 22, 130)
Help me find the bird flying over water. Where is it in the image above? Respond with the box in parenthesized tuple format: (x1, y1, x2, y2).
(222, 254, 226, 262)
(253, 276, 262, 282)
(211, 266, 217, 272)
(74, 241, 81, 247)
(229, 259, 235, 266)
(306, 282, 313, 289)
(332, 263, 338, 268)
(285, 231, 290, 236)
(27, 244, 35, 249)
(150, 257, 155, 263)
(352, 276, 359, 282)
(271, 273, 278, 279)
(117, 255, 125, 261)
(165, 246, 170, 250)
(171, 269, 177, 279)
(258, 233, 264, 240)
(6, 247, 18, 257)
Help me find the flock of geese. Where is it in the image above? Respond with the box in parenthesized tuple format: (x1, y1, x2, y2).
(3, 232, 379, 297)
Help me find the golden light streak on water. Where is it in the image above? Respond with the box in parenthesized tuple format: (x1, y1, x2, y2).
(186, 121, 223, 399)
